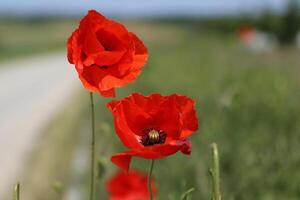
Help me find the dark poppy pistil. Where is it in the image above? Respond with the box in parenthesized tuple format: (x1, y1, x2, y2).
(140, 129, 167, 146)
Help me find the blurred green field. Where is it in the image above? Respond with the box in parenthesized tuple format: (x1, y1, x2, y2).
(84, 22, 300, 200)
(0, 18, 75, 61)
(5, 19, 300, 199)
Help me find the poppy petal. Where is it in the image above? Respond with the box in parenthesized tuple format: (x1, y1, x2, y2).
(153, 98, 181, 139)
(106, 170, 157, 200)
(108, 104, 142, 149)
(85, 10, 106, 24)
(94, 51, 125, 66)
(130, 32, 148, 71)
(99, 73, 140, 91)
(120, 100, 152, 135)
(130, 93, 165, 114)
(67, 29, 77, 64)
(107, 95, 153, 135)
(134, 139, 192, 159)
(80, 66, 108, 90)
(102, 19, 131, 43)
(172, 94, 199, 138)
(83, 29, 105, 55)
(83, 51, 125, 67)
(107, 100, 120, 112)
(77, 73, 98, 93)
(111, 151, 136, 171)
(111, 139, 191, 171)
(130, 32, 147, 55)
(100, 88, 115, 97)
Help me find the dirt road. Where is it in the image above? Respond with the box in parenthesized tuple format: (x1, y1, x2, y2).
(0, 52, 79, 198)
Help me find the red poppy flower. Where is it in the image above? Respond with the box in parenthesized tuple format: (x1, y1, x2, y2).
(67, 10, 148, 97)
(107, 93, 198, 170)
(106, 170, 157, 200)
(238, 25, 256, 44)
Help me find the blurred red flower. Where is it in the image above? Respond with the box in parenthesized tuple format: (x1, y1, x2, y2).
(106, 170, 157, 200)
(238, 25, 255, 44)
(67, 10, 148, 97)
(107, 93, 198, 170)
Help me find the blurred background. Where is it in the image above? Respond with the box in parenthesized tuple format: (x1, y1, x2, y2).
(0, 0, 300, 199)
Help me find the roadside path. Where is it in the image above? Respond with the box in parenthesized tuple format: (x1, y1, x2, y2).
(0, 52, 79, 198)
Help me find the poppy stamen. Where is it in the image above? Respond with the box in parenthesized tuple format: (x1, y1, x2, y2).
(140, 129, 166, 146)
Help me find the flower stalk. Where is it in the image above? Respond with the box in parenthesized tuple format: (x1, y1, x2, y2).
(13, 183, 20, 200)
(89, 92, 96, 200)
(210, 143, 221, 200)
(180, 187, 195, 200)
(148, 159, 155, 200)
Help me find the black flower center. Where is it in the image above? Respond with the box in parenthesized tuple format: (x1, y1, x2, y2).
(140, 129, 167, 146)
(100, 65, 108, 69)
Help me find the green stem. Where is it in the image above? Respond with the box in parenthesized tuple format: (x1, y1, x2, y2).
(13, 183, 20, 200)
(89, 92, 95, 200)
(148, 159, 155, 200)
(210, 143, 221, 200)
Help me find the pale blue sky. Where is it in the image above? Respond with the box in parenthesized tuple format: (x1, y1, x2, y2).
(0, 0, 287, 17)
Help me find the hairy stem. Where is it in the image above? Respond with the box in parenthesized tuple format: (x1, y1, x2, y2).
(13, 183, 20, 200)
(210, 143, 221, 200)
(89, 92, 95, 200)
(148, 159, 155, 200)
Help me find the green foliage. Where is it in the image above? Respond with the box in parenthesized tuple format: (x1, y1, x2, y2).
(277, 0, 300, 44)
